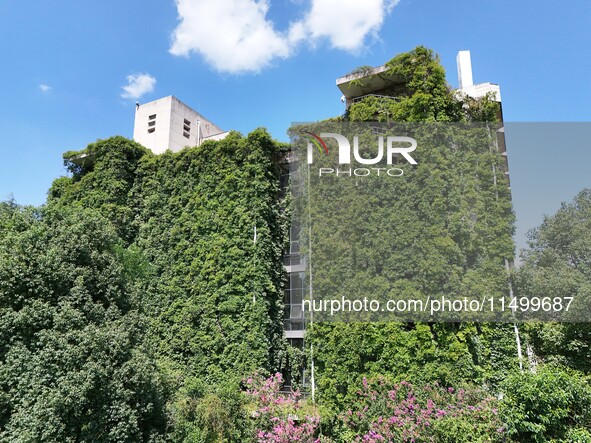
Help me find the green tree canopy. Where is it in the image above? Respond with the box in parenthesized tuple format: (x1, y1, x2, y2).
(516, 189, 591, 372)
(0, 204, 166, 442)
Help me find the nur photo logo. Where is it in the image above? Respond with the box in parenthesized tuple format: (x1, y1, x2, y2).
(303, 131, 418, 177)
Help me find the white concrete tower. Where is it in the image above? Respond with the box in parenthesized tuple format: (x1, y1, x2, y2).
(457, 50, 474, 89)
(133, 96, 228, 155)
(456, 50, 501, 102)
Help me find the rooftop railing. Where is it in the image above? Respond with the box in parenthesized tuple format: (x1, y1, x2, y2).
(350, 93, 401, 103)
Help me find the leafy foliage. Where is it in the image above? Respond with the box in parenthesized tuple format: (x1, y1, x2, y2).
(516, 190, 591, 371)
(4, 128, 290, 440)
(504, 190, 591, 441)
(500, 364, 591, 442)
(128, 130, 289, 386)
(2, 46, 589, 441)
(246, 372, 320, 443)
(303, 47, 517, 423)
(0, 205, 166, 442)
(347, 46, 499, 123)
(336, 378, 504, 443)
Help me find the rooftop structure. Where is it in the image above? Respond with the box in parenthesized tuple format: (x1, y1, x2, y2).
(336, 50, 502, 109)
(133, 95, 228, 154)
(336, 65, 406, 109)
(456, 50, 501, 102)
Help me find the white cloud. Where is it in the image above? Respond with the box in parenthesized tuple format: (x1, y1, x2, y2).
(290, 0, 399, 51)
(169, 0, 398, 74)
(39, 84, 52, 93)
(121, 73, 156, 100)
(169, 0, 290, 73)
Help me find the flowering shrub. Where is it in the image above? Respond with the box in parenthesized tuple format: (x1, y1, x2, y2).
(339, 378, 504, 443)
(245, 373, 320, 443)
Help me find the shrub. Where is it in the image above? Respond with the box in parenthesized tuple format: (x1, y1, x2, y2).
(500, 364, 591, 442)
(245, 373, 320, 443)
(336, 378, 504, 443)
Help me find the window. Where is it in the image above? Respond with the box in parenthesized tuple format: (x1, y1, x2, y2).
(148, 121, 155, 127)
(183, 124, 191, 132)
(183, 131, 190, 139)
(148, 114, 156, 120)
(283, 271, 306, 331)
(183, 118, 191, 126)
(284, 272, 305, 305)
(148, 128, 155, 133)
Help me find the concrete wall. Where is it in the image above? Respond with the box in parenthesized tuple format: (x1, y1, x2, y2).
(457, 51, 474, 89)
(133, 96, 173, 155)
(134, 95, 226, 154)
(460, 82, 502, 102)
(456, 51, 502, 102)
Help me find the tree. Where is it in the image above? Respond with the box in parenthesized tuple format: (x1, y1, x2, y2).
(500, 364, 591, 442)
(0, 206, 166, 442)
(516, 189, 591, 372)
(44, 131, 291, 440)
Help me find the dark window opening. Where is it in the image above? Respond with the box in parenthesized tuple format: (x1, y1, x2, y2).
(183, 131, 190, 139)
(148, 128, 155, 133)
(148, 114, 156, 120)
(148, 121, 156, 127)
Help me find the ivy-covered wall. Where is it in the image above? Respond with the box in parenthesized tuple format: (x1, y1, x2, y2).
(301, 46, 520, 423)
(3, 46, 587, 442)
(41, 129, 290, 440)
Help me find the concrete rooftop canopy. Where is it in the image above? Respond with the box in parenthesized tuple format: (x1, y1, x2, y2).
(336, 65, 405, 99)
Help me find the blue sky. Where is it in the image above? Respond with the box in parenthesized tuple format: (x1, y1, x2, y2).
(0, 0, 590, 255)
